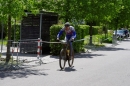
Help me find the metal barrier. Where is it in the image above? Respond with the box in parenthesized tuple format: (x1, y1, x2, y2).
(8, 41, 20, 70)
(0, 36, 113, 71)
(18, 39, 38, 53)
(37, 38, 43, 65)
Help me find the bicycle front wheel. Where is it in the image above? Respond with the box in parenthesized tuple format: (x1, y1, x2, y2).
(68, 49, 74, 67)
(59, 49, 66, 70)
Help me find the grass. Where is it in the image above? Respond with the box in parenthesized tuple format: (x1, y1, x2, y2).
(0, 39, 7, 46)
(84, 35, 103, 45)
(84, 33, 113, 44)
(94, 44, 105, 47)
(0, 53, 1, 58)
(83, 34, 113, 50)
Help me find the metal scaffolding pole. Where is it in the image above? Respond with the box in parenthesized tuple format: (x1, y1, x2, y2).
(39, 13, 43, 39)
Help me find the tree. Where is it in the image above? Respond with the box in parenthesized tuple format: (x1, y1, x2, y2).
(32, 0, 73, 22)
(116, 0, 130, 28)
(48, 0, 122, 45)
(0, 0, 39, 64)
(76, 0, 122, 45)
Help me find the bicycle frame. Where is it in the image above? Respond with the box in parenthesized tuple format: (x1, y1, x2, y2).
(59, 40, 74, 69)
(60, 40, 71, 58)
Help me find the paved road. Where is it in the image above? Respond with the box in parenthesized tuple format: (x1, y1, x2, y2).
(0, 39, 130, 86)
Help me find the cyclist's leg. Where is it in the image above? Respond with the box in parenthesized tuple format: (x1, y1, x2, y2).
(68, 41, 74, 67)
(70, 42, 73, 57)
(63, 36, 67, 48)
(68, 41, 73, 58)
(66, 37, 73, 57)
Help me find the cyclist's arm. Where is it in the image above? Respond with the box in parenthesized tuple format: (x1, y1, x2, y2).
(57, 28, 64, 38)
(70, 26, 76, 40)
(72, 30, 76, 39)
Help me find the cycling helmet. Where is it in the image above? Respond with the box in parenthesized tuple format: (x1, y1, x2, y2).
(64, 22, 70, 27)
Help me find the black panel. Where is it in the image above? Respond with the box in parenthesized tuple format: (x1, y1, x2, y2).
(20, 12, 58, 54)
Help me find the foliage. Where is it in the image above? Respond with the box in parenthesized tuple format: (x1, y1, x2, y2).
(11, 24, 20, 41)
(101, 36, 112, 43)
(0, 0, 41, 63)
(47, 0, 122, 23)
(75, 25, 89, 52)
(116, 0, 130, 28)
(0, 39, 7, 46)
(50, 25, 63, 55)
(101, 31, 113, 43)
(92, 26, 103, 35)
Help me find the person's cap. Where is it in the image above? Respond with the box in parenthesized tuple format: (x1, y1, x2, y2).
(64, 22, 70, 27)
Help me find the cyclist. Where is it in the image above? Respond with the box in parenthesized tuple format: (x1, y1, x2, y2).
(57, 22, 76, 59)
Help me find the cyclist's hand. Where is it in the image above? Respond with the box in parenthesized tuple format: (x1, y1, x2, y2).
(57, 38, 59, 41)
(69, 38, 74, 42)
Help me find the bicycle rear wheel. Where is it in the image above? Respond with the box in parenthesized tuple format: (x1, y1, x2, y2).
(68, 49, 74, 67)
(59, 49, 66, 69)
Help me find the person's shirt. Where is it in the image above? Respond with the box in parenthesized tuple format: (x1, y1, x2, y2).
(57, 26, 76, 40)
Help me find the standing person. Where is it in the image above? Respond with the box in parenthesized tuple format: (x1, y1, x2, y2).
(57, 22, 76, 59)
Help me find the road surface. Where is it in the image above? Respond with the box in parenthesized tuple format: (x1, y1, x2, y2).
(0, 39, 130, 86)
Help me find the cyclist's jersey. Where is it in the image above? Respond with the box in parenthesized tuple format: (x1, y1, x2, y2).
(57, 26, 76, 40)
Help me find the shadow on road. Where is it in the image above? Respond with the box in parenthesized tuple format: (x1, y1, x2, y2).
(1, 52, 37, 57)
(58, 66, 77, 72)
(0, 65, 48, 80)
(64, 67, 77, 72)
(75, 53, 105, 58)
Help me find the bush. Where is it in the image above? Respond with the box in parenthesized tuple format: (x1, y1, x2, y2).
(74, 25, 89, 52)
(50, 25, 64, 55)
(92, 26, 103, 35)
(101, 36, 112, 43)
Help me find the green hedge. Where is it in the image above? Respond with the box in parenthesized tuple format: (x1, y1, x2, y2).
(50, 24, 89, 55)
(74, 25, 89, 52)
(50, 25, 64, 55)
(92, 26, 103, 35)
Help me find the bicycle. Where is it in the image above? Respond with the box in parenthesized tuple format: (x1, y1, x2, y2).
(59, 40, 74, 70)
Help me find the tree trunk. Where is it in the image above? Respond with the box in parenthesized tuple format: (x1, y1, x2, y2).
(89, 23, 93, 45)
(6, 14, 12, 64)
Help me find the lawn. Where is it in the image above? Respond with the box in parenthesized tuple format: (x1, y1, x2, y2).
(0, 39, 7, 46)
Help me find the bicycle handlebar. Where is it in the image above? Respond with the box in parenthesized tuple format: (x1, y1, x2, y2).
(59, 40, 67, 44)
(58, 40, 74, 44)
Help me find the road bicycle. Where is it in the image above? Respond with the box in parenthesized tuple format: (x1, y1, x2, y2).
(59, 40, 74, 70)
